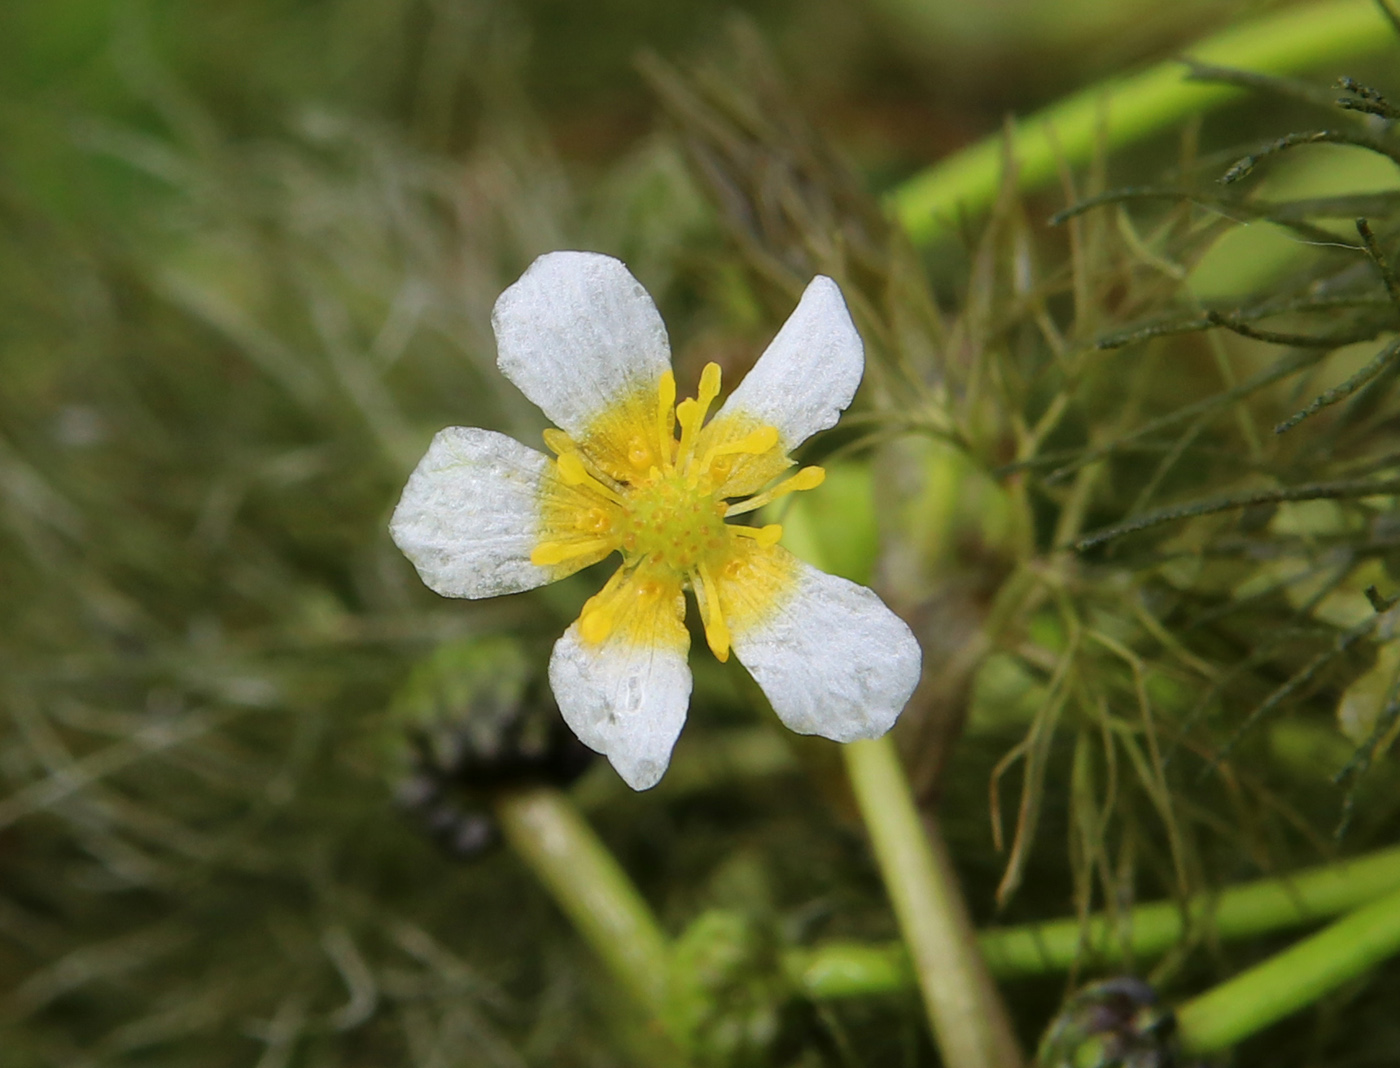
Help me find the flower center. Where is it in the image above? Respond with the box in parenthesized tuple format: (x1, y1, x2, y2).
(621, 470, 728, 571)
(532, 361, 829, 660)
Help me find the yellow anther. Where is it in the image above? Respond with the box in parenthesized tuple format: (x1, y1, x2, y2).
(697, 362, 722, 412)
(576, 570, 631, 644)
(675, 363, 725, 475)
(699, 424, 779, 473)
(531, 537, 615, 567)
(732, 425, 779, 455)
(542, 428, 574, 455)
(579, 604, 615, 644)
(731, 523, 783, 548)
(556, 453, 624, 504)
(725, 466, 826, 517)
(575, 567, 675, 646)
(706, 611, 731, 662)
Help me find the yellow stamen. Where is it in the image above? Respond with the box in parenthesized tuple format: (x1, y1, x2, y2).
(556, 452, 625, 505)
(696, 361, 722, 409)
(698, 425, 779, 473)
(674, 398, 702, 474)
(542, 428, 574, 455)
(577, 568, 631, 644)
(730, 523, 783, 548)
(546, 366, 803, 656)
(726, 465, 825, 517)
(693, 562, 731, 662)
(656, 371, 677, 472)
(531, 537, 615, 567)
(575, 566, 679, 648)
(579, 600, 615, 644)
(676, 362, 723, 474)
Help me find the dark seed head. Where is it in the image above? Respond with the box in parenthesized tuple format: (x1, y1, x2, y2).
(380, 635, 594, 859)
(1037, 977, 1180, 1068)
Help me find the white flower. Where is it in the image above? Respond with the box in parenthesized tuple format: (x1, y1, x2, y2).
(390, 251, 922, 790)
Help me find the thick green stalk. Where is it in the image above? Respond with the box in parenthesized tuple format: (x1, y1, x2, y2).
(843, 736, 1024, 1068)
(890, 0, 1395, 244)
(495, 786, 672, 1018)
(1177, 882, 1400, 1053)
(788, 844, 1400, 996)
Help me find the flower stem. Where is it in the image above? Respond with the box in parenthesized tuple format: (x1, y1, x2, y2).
(889, 0, 1395, 245)
(494, 786, 672, 1019)
(1177, 882, 1400, 1054)
(842, 736, 1025, 1068)
(788, 843, 1400, 996)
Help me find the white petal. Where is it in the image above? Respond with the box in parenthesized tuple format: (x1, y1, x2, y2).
(390, 427, 553, 598)
(492, 251, 672, 438)
(715, 275, 864, 450)
(549, 619, 692, 791)
(731, 556, 921, 742)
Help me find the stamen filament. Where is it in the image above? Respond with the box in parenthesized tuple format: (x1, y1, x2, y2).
(656, 371, 677, 473)
(725, 466, 826, 517)
(693, 562, 731, 662)
(675, 399, 702, 474)
(556, 453, 625, 505)
(576, 562, 639, 644)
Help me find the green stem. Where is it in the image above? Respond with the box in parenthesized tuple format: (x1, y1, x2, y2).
(843, 736, 1025, 1068)
(788, 843, 1400, 996)
(494, 786, 672, 1018)
(1177, 882, 1400, 1054)
(889, 0, 1395, 245)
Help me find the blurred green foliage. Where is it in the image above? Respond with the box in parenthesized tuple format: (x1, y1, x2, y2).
(6, 1, 1400, 1066)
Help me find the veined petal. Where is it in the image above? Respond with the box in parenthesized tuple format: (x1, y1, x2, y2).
(493, 251, 672, 441)
(391, 427, 560, 598)
(549, 571, 691, 790)
(722, 545, 921, 742)
(714, 275, 864, 452)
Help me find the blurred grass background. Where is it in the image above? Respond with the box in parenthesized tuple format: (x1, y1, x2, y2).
(7, 1, 1400, 1065)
